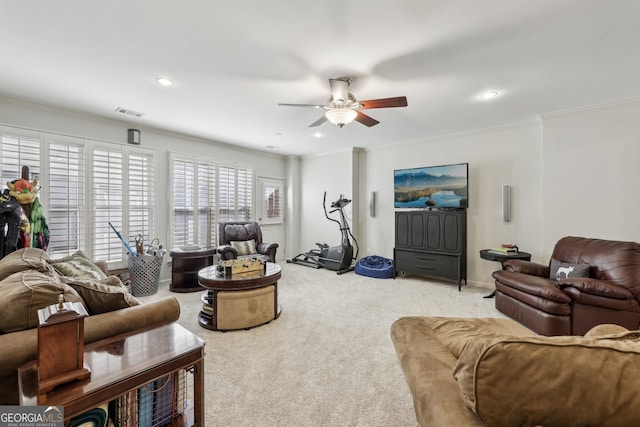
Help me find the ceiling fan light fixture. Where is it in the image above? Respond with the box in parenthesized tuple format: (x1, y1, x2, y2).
(325, 108, 357, 127)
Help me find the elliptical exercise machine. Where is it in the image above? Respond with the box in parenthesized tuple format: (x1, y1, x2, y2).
(287, 192, 358, 275)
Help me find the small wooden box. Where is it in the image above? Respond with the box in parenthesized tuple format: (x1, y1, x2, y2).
(37, 298, 91, 397)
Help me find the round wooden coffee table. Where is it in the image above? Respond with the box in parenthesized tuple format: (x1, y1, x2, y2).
(198, 262, 281, 331)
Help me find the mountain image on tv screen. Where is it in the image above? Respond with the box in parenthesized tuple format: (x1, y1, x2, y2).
(394, 163, 468, 208)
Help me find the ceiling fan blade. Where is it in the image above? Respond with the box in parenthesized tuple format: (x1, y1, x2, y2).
(309, 115, 328, 127)
(359, 96, 408, 109)
(278, 103, 325, 109)
(329, 78, 350, 104)
(355, 111, 380, 127)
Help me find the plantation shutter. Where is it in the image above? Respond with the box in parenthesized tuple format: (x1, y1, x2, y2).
(170, 156, 216, 248)
(197, 162, 216, 248)
(92, 146, 156, 263)
(218, 164, 252, 222)
(171, 157, 195, 248)
(128, 150, 156, 249)
(0, 129, 40, 185)
(0, 126, 157, 264)
(48, 138, 86, 257)
(217, 165, 235, 223)
(170, 155, 252, 249)
(92, 148, 123, 262)
(236, 166, 252, 221)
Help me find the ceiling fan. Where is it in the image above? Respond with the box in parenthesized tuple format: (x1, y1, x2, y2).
(278, 77, 408, 128)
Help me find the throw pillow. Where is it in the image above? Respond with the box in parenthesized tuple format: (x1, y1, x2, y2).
(49, 251, 107, 280)
(549, 258, 590, 280)
(453, 332, 640, 427)
(64, 276, 141, 315)
(0, 270, 85, 333)
(230, 239, 257, 256)
(0, 248, 54, 282)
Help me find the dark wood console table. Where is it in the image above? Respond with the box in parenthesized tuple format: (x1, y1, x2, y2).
(19, 323, 205, 426)
(170, 248, 217, 292)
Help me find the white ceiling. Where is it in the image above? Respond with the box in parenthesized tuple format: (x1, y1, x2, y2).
(2, 1, 639, 156)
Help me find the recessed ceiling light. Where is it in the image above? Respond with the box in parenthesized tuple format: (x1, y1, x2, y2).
(312, 132, 324, 138)
(480, 91, 498, 100)
(156, 77, 174, 86)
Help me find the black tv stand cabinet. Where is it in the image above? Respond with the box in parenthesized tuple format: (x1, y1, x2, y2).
(393, 210, 467, 290)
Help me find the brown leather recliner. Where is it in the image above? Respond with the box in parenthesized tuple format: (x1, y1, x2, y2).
(217, 221, 278, 263)
(493, 236, 640, 336)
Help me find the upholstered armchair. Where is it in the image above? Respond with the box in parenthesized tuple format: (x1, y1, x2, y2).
(493, 236, 640, 336)
(217, 221, 278, 263)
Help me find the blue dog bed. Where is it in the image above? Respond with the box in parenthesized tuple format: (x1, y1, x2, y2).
(355, 256, 394, 279)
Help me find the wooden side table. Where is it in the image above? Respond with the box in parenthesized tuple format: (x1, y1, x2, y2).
(479, 249, 532, 298)
(170, 248, 217, 292)
(19, 323, 205, 426)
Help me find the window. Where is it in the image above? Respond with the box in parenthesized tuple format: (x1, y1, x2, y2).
(92, 148, 123, 261)
(170, 157, 216, 249)
(258, 177, 284, 224)
(128, 151, 156, 250)
(218, 165, 253, 222)
(0, 128, 41, 251)
(91, 145, 156, 263)
(0, 129, 40, 186)
(0, 126, 157, 264)
(47, 136, 85, 257)
(170, 153, 252, 249)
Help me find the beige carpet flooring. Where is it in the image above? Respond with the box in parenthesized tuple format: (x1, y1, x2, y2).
(141, 263, 504, 427)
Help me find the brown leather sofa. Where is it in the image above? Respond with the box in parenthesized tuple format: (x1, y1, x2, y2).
(493, 236, 640, 336)
(217, 221, 278, 263)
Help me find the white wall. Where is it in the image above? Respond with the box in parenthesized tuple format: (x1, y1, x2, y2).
(285, 156, 301, 258)
(297, 149, 359, 256)
(540, 99, 640, 259)
(297, 98, 640, 289)
(363, 122, 543, 287)
(0, 97, 288, 283)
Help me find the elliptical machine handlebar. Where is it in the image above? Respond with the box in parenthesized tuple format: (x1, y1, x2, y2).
(323, 192, 342, 227)
(330, 194, 352, 209)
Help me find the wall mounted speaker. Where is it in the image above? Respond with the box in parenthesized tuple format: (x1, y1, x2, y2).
(502, 185, 511, 222)
(127, 129, 141, 145)
(369, 191, 376, 217)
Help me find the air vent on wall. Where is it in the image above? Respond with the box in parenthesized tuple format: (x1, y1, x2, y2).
(114, 107, 145, 118)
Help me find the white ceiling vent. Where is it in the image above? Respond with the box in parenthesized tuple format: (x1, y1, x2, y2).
(114, 107, 145, 118)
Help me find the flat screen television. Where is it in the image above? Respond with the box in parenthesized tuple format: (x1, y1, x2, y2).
(394, 163, 468, 209)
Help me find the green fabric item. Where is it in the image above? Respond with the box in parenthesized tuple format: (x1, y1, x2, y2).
(49, 252, 107, 280)
(67, 402, 108, 427)
(28, 197, 50, 250)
